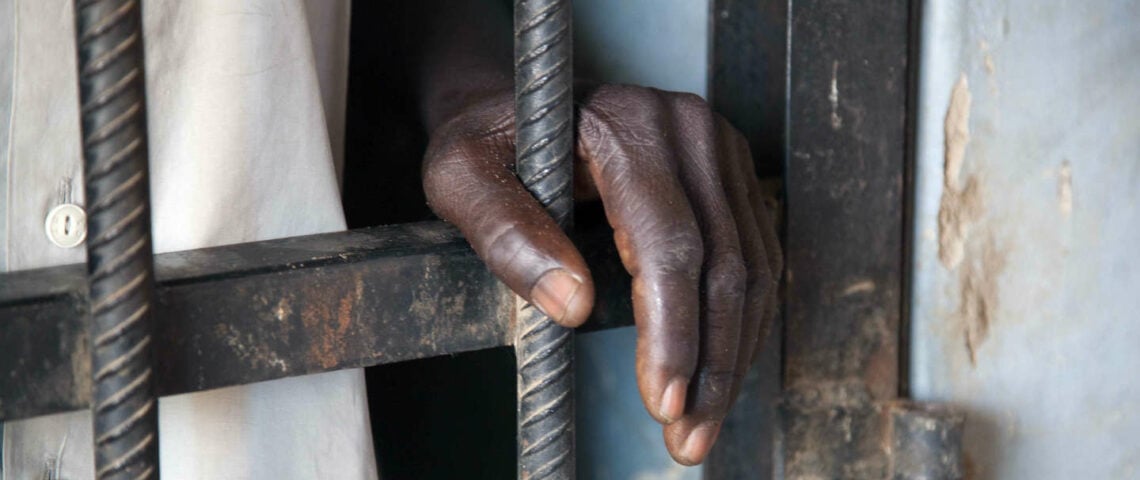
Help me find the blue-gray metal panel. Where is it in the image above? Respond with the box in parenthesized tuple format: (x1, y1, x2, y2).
(911, 0, 1140, 477)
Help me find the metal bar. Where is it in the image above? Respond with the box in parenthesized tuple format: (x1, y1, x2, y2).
(885, 401, 964, 478)
(513, 0, 575, 478)
(783, 0, 907, 400)
(0, 221, 631, 423)
(781, 0, 908, 475)
(779, 0, 962, 477)
(71, 0, 160, 478)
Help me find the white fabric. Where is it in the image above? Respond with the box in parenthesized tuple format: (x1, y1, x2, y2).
(1, 0, 378, 478)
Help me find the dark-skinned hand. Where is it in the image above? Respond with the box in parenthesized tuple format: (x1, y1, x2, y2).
(422, 84, 782, 466)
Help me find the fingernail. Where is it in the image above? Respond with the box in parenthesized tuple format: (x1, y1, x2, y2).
(681, 422, 722, 465)
(530, 269, 582, 323)
(659, 378, 687, 423)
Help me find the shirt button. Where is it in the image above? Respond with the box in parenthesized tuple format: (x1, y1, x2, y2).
(45, 203, 87, 248)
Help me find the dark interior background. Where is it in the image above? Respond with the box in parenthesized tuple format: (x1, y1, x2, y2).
(343, 3, 517, 479)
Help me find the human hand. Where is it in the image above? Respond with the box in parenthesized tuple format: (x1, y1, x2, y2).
(422, 84, 782, 466)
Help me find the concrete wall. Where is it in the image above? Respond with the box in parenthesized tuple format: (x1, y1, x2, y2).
(910, 0, 1140, 477)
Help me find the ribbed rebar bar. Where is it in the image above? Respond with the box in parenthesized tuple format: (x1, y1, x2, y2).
(72, 0, 160, 478)
(513, 0, 575, 478)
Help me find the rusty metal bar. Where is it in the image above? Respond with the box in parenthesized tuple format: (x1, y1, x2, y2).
(512, 0, 576, 478)
(0, 221, 632, 423)
(71, 0, 160, 478)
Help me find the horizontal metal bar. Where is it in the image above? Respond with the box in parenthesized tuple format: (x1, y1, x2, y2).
(0, 220, 632, 422)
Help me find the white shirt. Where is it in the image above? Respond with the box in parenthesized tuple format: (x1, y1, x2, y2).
(1, 0, 377, 478)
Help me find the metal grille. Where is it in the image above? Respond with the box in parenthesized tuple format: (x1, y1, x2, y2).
(0, 1, 968, 478)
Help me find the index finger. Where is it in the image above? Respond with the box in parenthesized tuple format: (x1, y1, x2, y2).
(575, 86, 702, 427)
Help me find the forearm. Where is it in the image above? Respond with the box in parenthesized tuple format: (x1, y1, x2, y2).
(395, 0, 514, 132)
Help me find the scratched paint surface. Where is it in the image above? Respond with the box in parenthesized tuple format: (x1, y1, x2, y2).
(910, 0, 1140, 477)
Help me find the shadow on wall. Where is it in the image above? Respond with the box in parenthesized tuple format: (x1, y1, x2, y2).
(959, 407, 1004, 480)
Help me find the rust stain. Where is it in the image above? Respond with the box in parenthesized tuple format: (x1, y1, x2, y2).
(301, 277, 359, 370)
(300, 289, 339, 369)
(963, 452, 978, 480)
(862, 311, 898, 401)
(300, 297, 324, 366)
(338, 294, 354, 333)
(864, 342, 897, 401)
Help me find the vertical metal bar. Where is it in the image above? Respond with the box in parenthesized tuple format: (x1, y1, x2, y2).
(72, 0, 160, 478)
(513, 0, 575, 478)
(780, 0, 923, 477)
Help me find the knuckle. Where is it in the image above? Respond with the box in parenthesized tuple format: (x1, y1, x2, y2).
(421, 152, 459, 208)
(576, 104, 620, 155)
(770, 246, 785, 281)
(669, 92, 714, 126)
(671, 91, 708, 112)
(422, 142, 479, 196)
(715, 113, 750, 150)
(599, 83, 655, 100)
(644, 223, 704, 278)
(480, 220, 551, 284)
(745, 257, 774, 296)
(708, 254, 748, 299)
(590, 84, 660, 114)
(483, 221, 524, 259)
(576, 103, 607, 133)
(723, 120, 747, 143)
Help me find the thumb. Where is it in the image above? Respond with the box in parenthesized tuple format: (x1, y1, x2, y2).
(423, 132, 594, 327)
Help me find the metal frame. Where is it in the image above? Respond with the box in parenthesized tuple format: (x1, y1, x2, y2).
(0, 0, 968, 477)
(0, 221, 634, 421)
(780, 0, 963, 478)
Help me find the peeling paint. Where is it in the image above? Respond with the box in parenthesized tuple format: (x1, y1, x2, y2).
(938, 75, 981, 269)
(935, 74, 1007, 365)
(958, 236, 1006, 365)
(1058, 161, 1073, 217)
(980, 41, 996, 76)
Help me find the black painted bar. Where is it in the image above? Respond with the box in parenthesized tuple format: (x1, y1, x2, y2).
(72, 0, 162, 476)
(513, 0, 577, 477)
(780, 0, 962, 477)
